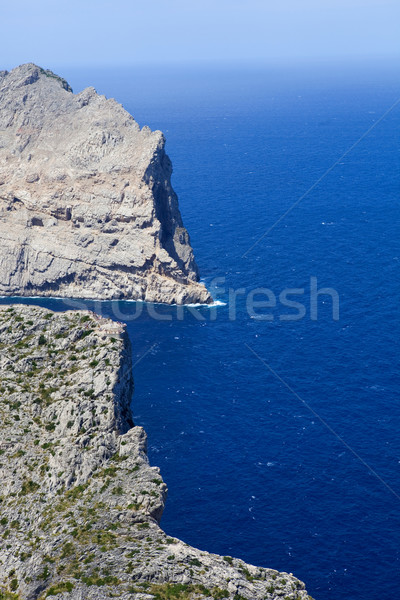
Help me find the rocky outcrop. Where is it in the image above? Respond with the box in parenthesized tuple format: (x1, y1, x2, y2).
(0, 305, 311, 600)
(0, 64, 211, 304)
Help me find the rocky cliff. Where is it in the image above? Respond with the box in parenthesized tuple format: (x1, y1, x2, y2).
(0, 305, 311, 600)
(0, 64, 211, 304)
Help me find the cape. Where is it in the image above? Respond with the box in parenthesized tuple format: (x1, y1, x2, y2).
(0, 64, 212, 304)
(0, 306, 310, 600)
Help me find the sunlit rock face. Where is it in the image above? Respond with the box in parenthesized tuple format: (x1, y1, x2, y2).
(0, 64, 212, 304)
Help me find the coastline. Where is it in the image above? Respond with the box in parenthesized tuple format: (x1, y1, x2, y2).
(0, 304, 311, 600)
(0, 295, 222, 308)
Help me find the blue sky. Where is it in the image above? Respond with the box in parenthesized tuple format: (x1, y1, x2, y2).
(1, 0, 399, 69)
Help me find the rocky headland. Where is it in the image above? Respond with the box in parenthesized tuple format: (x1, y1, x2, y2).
(0, 64, 311, 600)
(0, 64, 211, 304)
(0, 305, 311, 600)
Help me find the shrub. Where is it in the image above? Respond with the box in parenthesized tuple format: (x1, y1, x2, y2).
(38, 566, 50, 580)
(60, 542, 74, 559)
(9, 581, 18, 592)
(189, 558, 202, 567)
(20, 480, 40, 495)
(148, 583, 212, 600)
(213, 589, 229, 599)
(46, 581, 74, 597)
(80, 329, 94, 339)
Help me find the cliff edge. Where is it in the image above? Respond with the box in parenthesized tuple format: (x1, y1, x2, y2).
(0, 306, 311, 600)
(0, 64, 211, 304)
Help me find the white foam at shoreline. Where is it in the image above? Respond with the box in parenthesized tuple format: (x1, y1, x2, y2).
(0, 296, 227, 308)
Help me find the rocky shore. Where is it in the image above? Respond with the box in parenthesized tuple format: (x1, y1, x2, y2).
(0, 64, 211, 304)
(0, 305, 311, 600)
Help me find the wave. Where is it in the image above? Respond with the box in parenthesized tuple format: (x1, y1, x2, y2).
(0, 295, 227, 308)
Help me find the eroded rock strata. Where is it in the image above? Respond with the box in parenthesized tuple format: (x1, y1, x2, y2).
(0, 64, 211, 304)
(0, 305, 311, 600)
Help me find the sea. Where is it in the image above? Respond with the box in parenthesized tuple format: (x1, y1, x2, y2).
(2, 61, 399, 600)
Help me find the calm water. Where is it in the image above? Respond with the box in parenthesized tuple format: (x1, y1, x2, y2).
(3, 63, 399, 599)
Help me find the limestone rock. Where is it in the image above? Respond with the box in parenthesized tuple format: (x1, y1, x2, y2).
(0, 64, 212, 304)
(0, 305, 311, 600)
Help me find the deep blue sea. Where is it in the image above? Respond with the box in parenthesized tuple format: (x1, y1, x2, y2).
(2, 62, 399, 600)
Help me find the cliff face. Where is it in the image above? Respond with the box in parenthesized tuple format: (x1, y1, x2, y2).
(0, 64, 211, 304)
(0, 306, 311, 600)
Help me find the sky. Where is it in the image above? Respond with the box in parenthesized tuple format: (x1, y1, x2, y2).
(0, 0, 399, 69)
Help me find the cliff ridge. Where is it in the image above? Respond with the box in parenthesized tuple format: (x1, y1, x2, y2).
(0, 305, 310, 600)
(0, 64, 211, 304)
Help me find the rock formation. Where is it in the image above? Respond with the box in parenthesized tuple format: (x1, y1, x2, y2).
(0, 305, 311, 600)
(0, 64, 211, 304)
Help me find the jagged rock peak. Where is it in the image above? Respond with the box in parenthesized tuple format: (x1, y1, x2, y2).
(0, 63, 73, 92)
(0, 64, 212, 304)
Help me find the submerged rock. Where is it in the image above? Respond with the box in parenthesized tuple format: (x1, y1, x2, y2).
(0, 305, 310, 600)
(0, 64, 212, 304)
